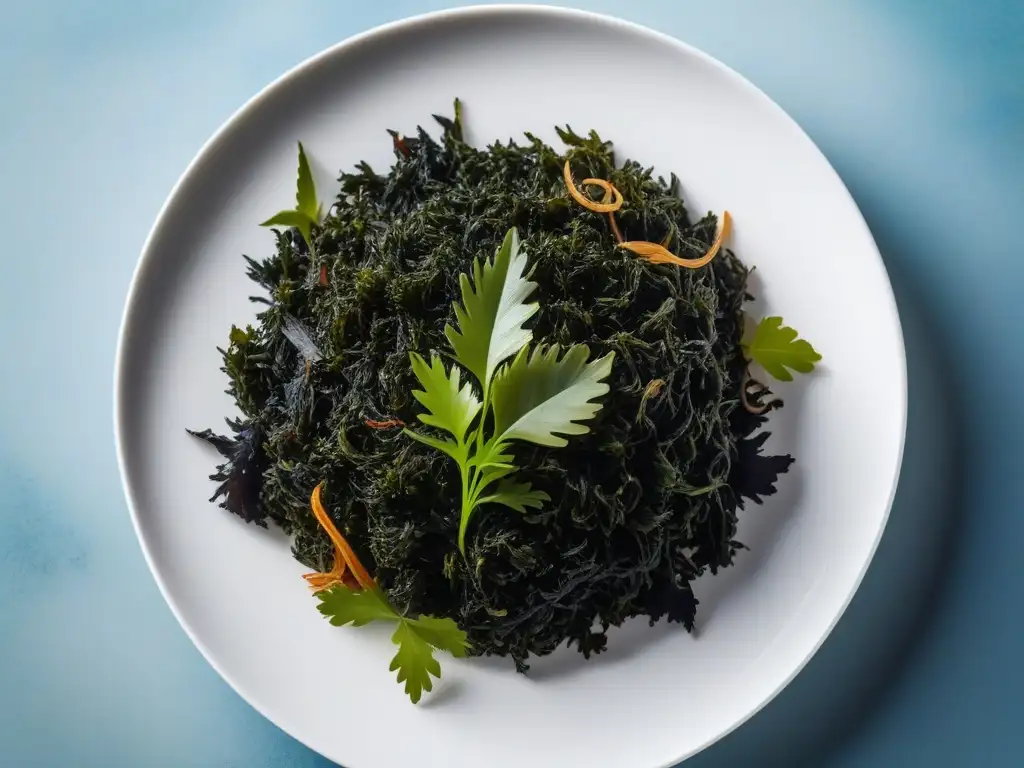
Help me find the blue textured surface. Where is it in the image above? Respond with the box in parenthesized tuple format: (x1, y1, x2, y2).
(1, 2, 1021, 766)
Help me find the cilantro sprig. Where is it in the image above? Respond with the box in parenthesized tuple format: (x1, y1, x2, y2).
(743, 316, 821, 381)
(316, 585, 468, 704)
(405, 227, 615, 552)
(260, 142, 323, 250)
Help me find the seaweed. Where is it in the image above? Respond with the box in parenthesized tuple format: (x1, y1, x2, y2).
(191, 102, 793, 671)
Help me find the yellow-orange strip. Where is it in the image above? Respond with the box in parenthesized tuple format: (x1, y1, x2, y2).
(563, 160, 624, 213)
(620, 211, 732, 269)
(309, 482, 376, 591)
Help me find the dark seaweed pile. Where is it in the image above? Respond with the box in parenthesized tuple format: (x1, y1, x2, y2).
(191, 102, 792, 671)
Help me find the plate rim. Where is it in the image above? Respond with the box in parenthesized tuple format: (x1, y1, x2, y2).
(113, 4, 908, 765)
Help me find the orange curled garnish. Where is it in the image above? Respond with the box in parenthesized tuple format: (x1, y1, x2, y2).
(364, 418, 405, 429)
(607, 212, 624, 244)
(589, 179, 625, 243)
(319, 264, 329, 286)
(303, 547, 359, 591)
(563, 158, 731, 269)
(620, 211, 732, 269)
(301, 483, 376, 592)
(563, 160, 624, 213)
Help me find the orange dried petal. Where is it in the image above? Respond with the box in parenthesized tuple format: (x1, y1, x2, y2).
(310, 483, 375, 591)
(591, 182, 625, 244)
(302, 548, 348, 591)
(563, 160, 624, 213)
(621, 211, 731, 269)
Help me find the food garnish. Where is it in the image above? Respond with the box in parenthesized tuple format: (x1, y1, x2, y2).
(405, 227, 613, 552)
(307, 483, 468, 702)
(260, 142, 323, 252)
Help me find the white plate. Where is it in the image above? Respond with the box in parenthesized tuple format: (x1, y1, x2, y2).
(115, 6, 906, 767)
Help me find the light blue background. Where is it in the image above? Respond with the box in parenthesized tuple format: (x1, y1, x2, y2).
(1, 1, 1021, 766)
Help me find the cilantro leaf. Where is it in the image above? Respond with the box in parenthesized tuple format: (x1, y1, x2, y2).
(389, 622, 441, 705)
(260, 209, 316, 231)
(406, 227, 616, 552)
(444, 227, 539, 388)
(472, 458, 516, 491)
(260, 142, 323, 249)
(491, 344, 615, 447)
(469, 439, 515, 473)
(315, 585, 398, 627)
(294, 141, 319, 221)
(477, 478, 549, 512)
(456, 442, 522, 548)
(260, 210, 317, 250)
(409, 352, 482, 442)
(403, 429, 466, 463)
(314, 585, 469, 704)
(408, 615, 471, 658)
(743, 316, 821, 382)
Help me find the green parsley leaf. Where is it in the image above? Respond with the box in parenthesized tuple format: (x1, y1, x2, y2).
(315, 585, 397, 627)
(260, 142, 323, 249)
(390, 615, 469, 703)
(444, 227, 539, 389)
(259, 210, 317, 248)
(294, 141, 319, 221)
(743, 316, 821, 382)
(389, 622, 441, 705)
(470, 449, 516, 490)
(403, 429, 466, 463)
(491, 344, 615, 447)
(406, 227, 616, 552)
(407, 615, 471, 658)
(408, 352, 482, 442)
(314, 586, 469, 705)
(477, 478, 549, 512)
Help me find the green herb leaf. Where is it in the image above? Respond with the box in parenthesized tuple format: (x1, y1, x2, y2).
(407, 615, 471, 658)
(228, 325, 251, 346)
(315, 585, 398, 626)
(390, 614, 468, 704)
(295, 141, 319, 221)
(467, 442, 518, 502)
(260, 142, 323, 249)
(409, 352, 482, 442)
(389, 622, 441, 705)
(743, 316, 821, 382)
(403, 429, 466, 463)
(477, 478, 549, 512)
(470, 441, 515, 473)
(475, 463, 516, 488)
(491, 344, 615, 447)
(406, 227, 616, 552)
(259, 209, 315, 230)
(259, 210, 317, 248)
(315, 586, 468, 705)
(444, 227, 539, 388)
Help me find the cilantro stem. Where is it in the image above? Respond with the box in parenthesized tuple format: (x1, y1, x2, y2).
(460, 387, 492, 554)
(458, 460, 474, 554)
(475, 385, 491, 455)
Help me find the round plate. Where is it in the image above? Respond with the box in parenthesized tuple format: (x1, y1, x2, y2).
(115, 6, 906, 767)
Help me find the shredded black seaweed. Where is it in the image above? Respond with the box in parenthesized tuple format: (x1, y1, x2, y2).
(191, 102, 793, 671)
